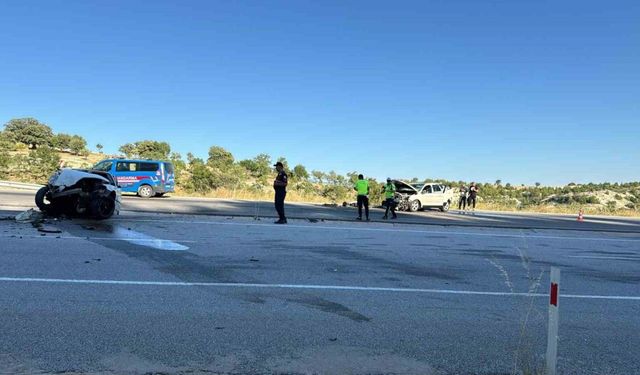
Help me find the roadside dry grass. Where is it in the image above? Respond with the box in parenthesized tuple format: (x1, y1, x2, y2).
(479, 201, 640, 218)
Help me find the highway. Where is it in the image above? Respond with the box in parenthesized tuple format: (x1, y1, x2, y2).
(0, 191, 639, 374)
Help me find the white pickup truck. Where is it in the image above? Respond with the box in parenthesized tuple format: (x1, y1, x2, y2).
(390, 180, 454, 212)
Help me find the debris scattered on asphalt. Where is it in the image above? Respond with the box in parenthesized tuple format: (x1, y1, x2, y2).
(37, 226, 62, 234)
(307, 218, 319, 223)
(15, 209, 44, 224)
(93, 258, 102, 262)
(84, 261, 91, 264)
(82, 226, 96, 231)
(0, 216, 14, 221)
(250, 257, 259, 262)
(214, 327, 225, 330)
(323, 203, 338, 207)
(329, 337, 338, 342)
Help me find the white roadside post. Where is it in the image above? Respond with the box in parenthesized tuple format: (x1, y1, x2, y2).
(546, 267, 560, 375)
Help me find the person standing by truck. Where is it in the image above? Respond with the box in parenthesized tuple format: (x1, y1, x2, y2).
(382, 178, 397, 220)
(354, 174, 370, 221)
(273, 162, 288, 224)
(467, 182, 478, 212)
(458, 184, 467, 212)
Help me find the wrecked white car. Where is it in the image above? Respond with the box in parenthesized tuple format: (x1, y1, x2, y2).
(35, 169, 122, 220)
(385, 180, 454, 212)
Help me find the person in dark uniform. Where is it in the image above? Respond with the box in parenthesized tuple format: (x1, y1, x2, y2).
(273, 161, 288, 224)
(467, 182, 478, 211)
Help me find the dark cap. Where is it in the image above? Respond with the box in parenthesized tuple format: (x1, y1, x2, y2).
(274, 162, 284, 167)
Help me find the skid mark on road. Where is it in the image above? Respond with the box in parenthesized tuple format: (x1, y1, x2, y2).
(286, 295, 371, 322)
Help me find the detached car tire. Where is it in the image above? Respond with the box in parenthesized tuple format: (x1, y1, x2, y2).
(35, 186, 52, 212)
(138, 184, 154, 198)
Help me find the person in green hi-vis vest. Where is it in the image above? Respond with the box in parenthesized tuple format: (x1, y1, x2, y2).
(354, 174, 370, 221)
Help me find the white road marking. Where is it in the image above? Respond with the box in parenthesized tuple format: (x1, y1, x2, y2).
(111, 217, 640, 243)
(1, 277, 639, 301)
(0, 234, 196, 244)
(567, 255, 639, 261)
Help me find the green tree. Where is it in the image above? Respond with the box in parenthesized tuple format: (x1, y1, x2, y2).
(0, 131, 14, 150)
(23, 146, 60, 182)
(292, 164, 309, 180)
(96, 143, 104, 153)
(52, 133, 73, 150)
(535, 182, 541, 187)
(207, 146, 234, 169)
(311, 170, 325, 184)
(239, 153, 272, 180)
(188, 161, 216, 193)
(495, 179, 502, 186)
(4, 118, 54, 149)
(119, 141, 171, 159)
(169, 152, 186, 188)
(118, 143, 136, 157)
(69, 135, 88, 155)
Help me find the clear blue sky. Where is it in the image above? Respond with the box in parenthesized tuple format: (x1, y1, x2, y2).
(1, 0, 638, 185)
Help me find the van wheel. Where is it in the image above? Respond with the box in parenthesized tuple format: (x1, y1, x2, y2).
(440, 201, 450, 212)
(409, 200, 421, 212)
(138, 185, 154, 198)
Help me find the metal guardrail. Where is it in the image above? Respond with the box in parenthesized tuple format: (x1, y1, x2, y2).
(0, 181, 42, 191)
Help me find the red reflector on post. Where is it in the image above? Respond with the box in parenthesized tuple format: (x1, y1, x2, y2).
(550, 283, 559, 306)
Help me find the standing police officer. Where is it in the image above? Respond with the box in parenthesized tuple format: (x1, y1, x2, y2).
(354, 174, 370, 221)
(273, 162, 288, 224)
(382, 178, 397, 220)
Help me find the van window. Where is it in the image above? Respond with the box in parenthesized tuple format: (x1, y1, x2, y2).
(93, 161, 113, 172)
(116, 162, 138, 172)
(139, 162, 159, 172)
(164, 162, 174, 174)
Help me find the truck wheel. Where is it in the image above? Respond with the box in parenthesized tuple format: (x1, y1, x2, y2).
(440, 201, 450, 212)
(409, 200, 421, 212)
(90, 196, 116, 220)
(138, 185, 154, 198)
(35, 186, 52, 212)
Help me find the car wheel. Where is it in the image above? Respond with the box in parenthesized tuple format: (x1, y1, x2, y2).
(440, 201, 450, 212)
(90, 196, 116, 220)
(409, 200, 421, 212)
(35, 186, 52, 212)
(138, 185, 154, 198)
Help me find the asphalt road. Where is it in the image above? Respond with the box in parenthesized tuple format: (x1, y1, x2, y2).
(1, 189, 640, 233)
(0, 207, 639, 375)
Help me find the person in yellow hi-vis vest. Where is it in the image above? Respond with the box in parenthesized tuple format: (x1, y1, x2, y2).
(382, 178, 398, 220)
(354, 174, 370, 221)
